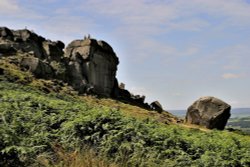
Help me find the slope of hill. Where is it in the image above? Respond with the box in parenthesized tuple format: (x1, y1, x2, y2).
(1, 57, 250, 167)
(1, 27, 250, 167)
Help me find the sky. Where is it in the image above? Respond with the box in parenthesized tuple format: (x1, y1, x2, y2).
(1, 0, 250, 110)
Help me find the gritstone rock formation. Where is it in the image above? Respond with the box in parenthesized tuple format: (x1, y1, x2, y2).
(65, 38, 119, 96)
(20, 57, 54, 79)
(0, 27, 118, 97)
(186, 96, 231, 130)
(0, 27, 165, 112)
(0, 27, 64, 61)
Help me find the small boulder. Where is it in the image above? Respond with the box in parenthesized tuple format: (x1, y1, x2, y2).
(186, 96, 231, 130)
(151, 101, 163, 113)
(117, 88, 131, 99)
(132, 95, 145, 104)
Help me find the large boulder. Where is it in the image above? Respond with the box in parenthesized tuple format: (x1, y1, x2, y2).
(185, 96, 231, 130)
(20, 57, 54, 79)
(65, 38, 119, 96)
(11, 29, 45, 58)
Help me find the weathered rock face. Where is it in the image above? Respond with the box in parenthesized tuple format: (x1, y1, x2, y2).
(20, 57, 54, 79)
(0, 27, 66, 80)
(42, 40, 64, 62)
(0, 27, 119, 97)
(65, 38, 119, 96)
(0, 27, 64, 61)
(186, 96, 231, 130)
(0, 27, 166, 112)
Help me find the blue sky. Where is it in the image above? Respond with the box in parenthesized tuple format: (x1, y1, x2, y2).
(1, 0, 250, 109)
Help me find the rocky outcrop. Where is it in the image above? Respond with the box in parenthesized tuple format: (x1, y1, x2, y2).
(112, 82, 153, 110)
(0, 27, 122, 98)
(0, 27, 64, 60)
(65, 38, 119, 96)
(0, 27, 166, 112)
(0, 27, 120, 97)
(186, 96, 231, 130)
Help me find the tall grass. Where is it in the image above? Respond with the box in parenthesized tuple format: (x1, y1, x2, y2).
(37, 145, 117, 167)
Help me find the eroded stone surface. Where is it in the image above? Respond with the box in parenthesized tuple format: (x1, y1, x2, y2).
(186, 96, 231, 130)
(65, 38, 119, 96)
(0, 27, 63, 60)
(20, 57, 54, 79)
(0, 27, 167, 112)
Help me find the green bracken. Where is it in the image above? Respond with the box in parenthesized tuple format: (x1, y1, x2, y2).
(0, 81, 250, 167)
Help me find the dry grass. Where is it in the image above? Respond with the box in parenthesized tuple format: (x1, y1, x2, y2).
(179, 123, 211, 132)
(0, 57, 33, 83)
(79, 95, 180, 124)
(37, 145, 118, 167)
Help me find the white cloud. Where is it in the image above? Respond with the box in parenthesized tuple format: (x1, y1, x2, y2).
(0, 0, 44, 20)
(82, 0, 250, 31)
(189, 43, 250, 74)
(40, 15, 96, 36)
(0, 0, 19, 14)
(222, 73, 242, 79)
(171, 0, 250, 27)
(67, 0, 250, 66)
(169, 18, 210, 31)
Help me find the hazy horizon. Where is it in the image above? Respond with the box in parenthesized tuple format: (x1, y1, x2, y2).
(170, 107, 250, 118)
(1, 0, 250, 109)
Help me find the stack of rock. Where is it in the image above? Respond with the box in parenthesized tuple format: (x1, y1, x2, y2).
(0, 27, 165, 112)
(64, 38, 119, 96)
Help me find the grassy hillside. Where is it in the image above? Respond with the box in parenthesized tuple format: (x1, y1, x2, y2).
(0, 82, 249, 167)
(0, 57, 250, 167)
